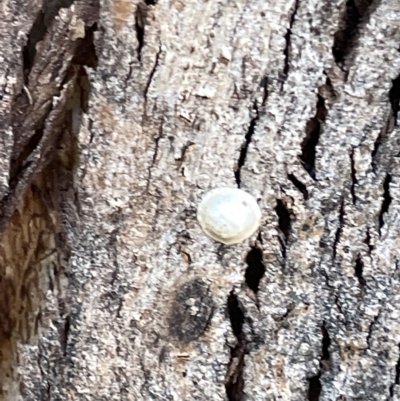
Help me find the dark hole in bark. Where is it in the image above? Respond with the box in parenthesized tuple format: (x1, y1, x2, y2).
(333, 198, 345, 259)
(135, 5, 145, 62)
(226, 292, 247, 401)
(260, 76, 269, 106)
(350, 148, 357, 205)
(288, 173, 309, 200)
(390, 344, 400, 397)
(364, 229, 374, 254)
(23, 11, 45, 79)
(61, 316, 71, 356)
(275, 199, 291, 241)
(235, 103, 259, 187)
(389, 74, 400, 126)
(300, 95, 327, 179)
(283, 29, 291, 77)
(354, 254, 366, 286)
(227, 292, 244, 338)
(282, 0, 300, 79)
(379, 173, 392, 233)
(22, 0, 76, 82)
(366, 313, 379, 348)
(307, 374, 322, 401)
(71, 24, 98, 69)
(332, 0, 374, 66)
(371, 127, 382, 161)
(244, 247, 265, 294)
(321, 323, 331, 361)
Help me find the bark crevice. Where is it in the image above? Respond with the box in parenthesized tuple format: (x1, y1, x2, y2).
(143, 45, 162, 110)
(135, 4, 146, 62)
(350, 147, 357, 205)
(389, 74, 400, 126)
(275, 198, 291, 260)
(287, 173, 309, 200)
(389, 344, 400, 397)
(225, 292, 248, 401)
(244, 244, 265, 299)
(300, 94, 327, 180)
(354, 253, 366, 288)
(282, 0, 301, 80)
(378, 173, 392, 234)
(332, 0, 376, 69)
(235, 102, 259, 187)
(307, 323, 331, 400)
(333, 198, 345, 260)
(275, 199, 291, 243)
(23, 0, 76, 81)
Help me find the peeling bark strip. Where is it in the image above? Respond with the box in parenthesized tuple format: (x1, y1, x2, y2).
(1, 0, 400, 400)
(0, 0, 99, 398)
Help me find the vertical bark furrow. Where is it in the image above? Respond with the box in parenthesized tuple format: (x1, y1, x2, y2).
(390, 344, 400, 397)
(378, 173, 392, 234)
(354, 254, 366, 288)
(307, 375, 322, 401)
(275, 199, 292, 243)
(332, 0, 376, 68)
(282, 0, 301, 79)
(225, 292, 247, 401)
(389, 74, 400, 126)
(243, 243, 265, 297)
(234, 101, 259, 188)
(300, 94, 328, 180)
(332, 198, 345, 260)
(350, 147, 357, 205)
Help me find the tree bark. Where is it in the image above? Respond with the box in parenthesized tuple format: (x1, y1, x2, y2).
(1, 0, 400, 399)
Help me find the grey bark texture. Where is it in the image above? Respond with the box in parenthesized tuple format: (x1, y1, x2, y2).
(1, 0, 400, 400)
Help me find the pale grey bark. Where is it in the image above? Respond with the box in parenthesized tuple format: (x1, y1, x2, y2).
(1, 0, 400, 400)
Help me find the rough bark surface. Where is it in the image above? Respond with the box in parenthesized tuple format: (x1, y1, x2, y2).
(1, 0, 400, 400)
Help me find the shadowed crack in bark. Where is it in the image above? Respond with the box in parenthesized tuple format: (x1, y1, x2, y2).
(244, 238, 266, 308)
(288, 173, 309, 200)
(354, 253, 366, 288)
(350, 147, 357, 205)
(379, 173, 392, 235)
(389, 73, 400, 126)
(332, 0, 375, 69)
(390, 344, 400, 397)
(275, 198, 292, 259)
(300, 94, 328, 180)
(333, 198, 345, 260)
(307, 323, 331, 400)
(23, 0, 76, 82)
(135, 3, 146, 62)
(282, 0, 301, 82)
(235, 101, 259, 187)
(143, 45, 162, 112)
(225, 292, 247, 401)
